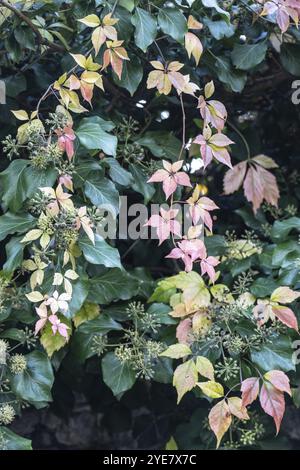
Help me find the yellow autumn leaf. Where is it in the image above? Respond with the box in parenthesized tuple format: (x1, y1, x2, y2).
(271, 287, 300, 304)
(11, 109, 29, 121)
(195, 356, 215, 380)
(185, 32, 203, 66)
(173, 359, 198, 403)
(204, 80, 215, 99)
(197, 381, 224, 399)
(25, 291, 44, 303)
(21, 229, 43, 244)
(227, 397, 250, 420)
(160, 343, 192, 359)
(78, 14, 100, 27)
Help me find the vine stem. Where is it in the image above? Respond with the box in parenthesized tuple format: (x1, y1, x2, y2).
(227, 120, 251, 161)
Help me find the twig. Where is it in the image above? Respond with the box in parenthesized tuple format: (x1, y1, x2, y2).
(0, 0, 65, 52)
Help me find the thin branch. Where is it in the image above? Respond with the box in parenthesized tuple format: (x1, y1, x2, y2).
(0, 0, 65, 52)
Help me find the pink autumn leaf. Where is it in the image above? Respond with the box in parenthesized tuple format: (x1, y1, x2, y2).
(259, 382, 285, 435)
(49, 314, 70, 340)
(55, 125, 76, 161)
(272, 305, 299, 331)
(241, 377, 260, 407)
(145, 208, 181, 245)
(223, 161, 248, 194)
(147, 160, 192, 199)
(35, 303, 48, 335)
(176, 318, 192, 344)
(264, 370, 291, 396)
(243, 166, 264, 213)
(200, 256, 220, 283)
(166, 239, 206, 272)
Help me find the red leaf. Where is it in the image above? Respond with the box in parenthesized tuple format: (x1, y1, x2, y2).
(272, 305, 298, 331)
(259, 383, 285, 434)
(223, 161, 247, 194)
(264, 370, 291, 396)
(241, 377, 260, 407)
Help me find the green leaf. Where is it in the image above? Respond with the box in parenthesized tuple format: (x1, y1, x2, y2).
(251, 336, 295, 373)
(3, 236, 24, 274)
(213, 56, 247, 92)
(0, 427, 32, 450)
(68, 279, 90, 317)
(231, 41, 268, 71)
(0, 160, 57, 212)
(71, 314, 122, 363)
(88, 269, 139, 304)
(102, 351, 136, 396)
(280, 44, 300, 76)
(131, 7, 157, 52)
(10, 351, 54, 406)
(129, 164, 155, 204)
(0, 212, 36, 242)
(271, 217, 300, 241)
(79, 234, 122, 269)
(136, 131, 182, 160)
(105, 157, 133, 186)
(250, 277, 278, 298)
(84, 174, 119, 215)
(0, 160, 29, 212)
(76, 116, 117, 156)
(158, 8, 187, 43)
(114, 55, 143, 96)
(203, 19, 235, 40)
(201, 0, 230, 20)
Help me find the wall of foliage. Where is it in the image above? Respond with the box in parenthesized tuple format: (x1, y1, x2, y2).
(1, 0, 300, 450)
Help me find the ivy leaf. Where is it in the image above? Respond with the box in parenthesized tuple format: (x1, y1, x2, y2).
(131, 7, 157, 52)
(173, 359, 198, 403)
(0, 212, 36, 242)
(88, 269, 139, 304)
(101, 351, 136, 396)
(213, 56, 247, 93)
(68, 279, 90, 317)
(3, 236, 24, 274)
(71, 314, 122, 363)
(10, 351, 54, 407)
(241, 377, 260, 407)
(0, 159, 29, 211)
(73, 302, 100, 328)
(203, 18, 235, 40)
(271, 217, 300, 241)
(201, 0, 230, 21)
(259, 382, 285, 434)
(160, 343, 192, 359)
(280, 44, 300, 76)
(251, 336, 295, 372)
(158, 8, 187, 43)
(0, 427, 32, 450)
(84, 174, 119, 216)
(79, 234, 122, 269)
(76, 116, 117, 156)
(105, 158, 133, 186)
(231, 41, 268, 71)
(129, 164, 155, 204)
(208, 399, 232, 448)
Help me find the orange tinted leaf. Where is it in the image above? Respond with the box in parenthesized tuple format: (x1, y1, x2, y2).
(208, 399, 232, 448)
(272, 305, 298, 331)
(227, 397, 250, 420)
